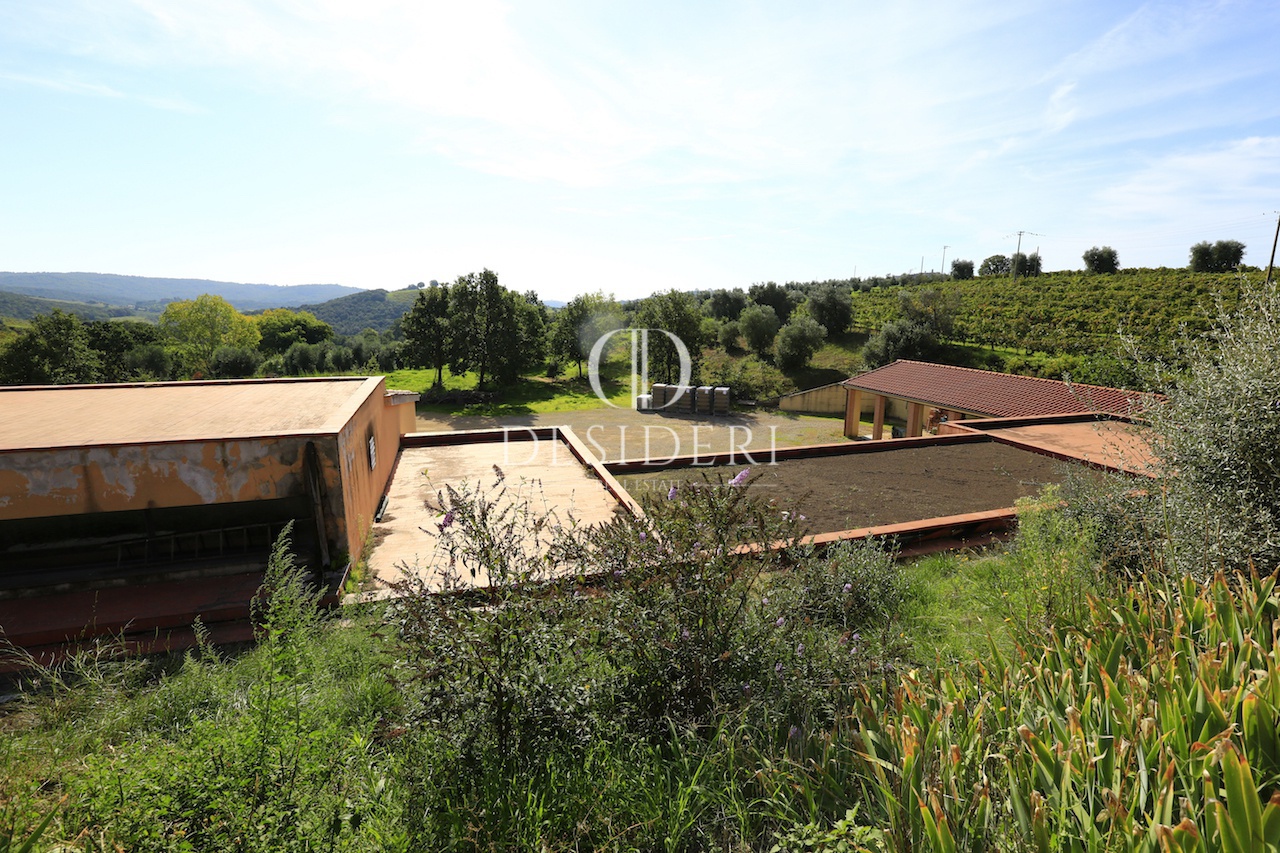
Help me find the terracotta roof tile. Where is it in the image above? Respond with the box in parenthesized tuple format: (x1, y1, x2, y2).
(840, 360, 1154, 418)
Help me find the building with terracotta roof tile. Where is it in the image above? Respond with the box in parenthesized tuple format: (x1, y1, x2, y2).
(840, 360, 1156, 440)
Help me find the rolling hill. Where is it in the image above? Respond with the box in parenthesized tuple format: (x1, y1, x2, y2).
(0, 272, 361, 312)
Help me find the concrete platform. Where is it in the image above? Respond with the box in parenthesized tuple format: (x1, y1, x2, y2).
(946, 415, 1156, 475)
(363, 431, 627, 591)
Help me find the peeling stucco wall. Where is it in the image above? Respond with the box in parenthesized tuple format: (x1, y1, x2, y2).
(0, 436, 338, 522)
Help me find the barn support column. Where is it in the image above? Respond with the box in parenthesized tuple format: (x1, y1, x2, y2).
(872, 394, 886, 440)
(906, 402, 925, 438)
(843, 388, 862, 439)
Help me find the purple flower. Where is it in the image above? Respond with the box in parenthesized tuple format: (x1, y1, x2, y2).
(775, 661, 784, 675)
(842, 582, 853, 594)
(728, 468, 750, 486)
(639, 531, 647, 541)
(741, 683, 751, 695)
(788, 725, 801, 740)
(775, 616, 785, 628)
(681, 628, 690, 640)
(436, 509, 456, 532)
(798, 514, 807, 521)
(796, 643, 805, 657)
(761, 596, 769, 606)
(612, 569, 625, 579)
(668, 485, 678, 500)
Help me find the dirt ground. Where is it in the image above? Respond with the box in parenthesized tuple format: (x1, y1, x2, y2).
(616, 442, 1072, 533)
(415, 406, 849, 463)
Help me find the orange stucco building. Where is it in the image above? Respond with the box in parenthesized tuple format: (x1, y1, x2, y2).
(0, 376, 418, 587)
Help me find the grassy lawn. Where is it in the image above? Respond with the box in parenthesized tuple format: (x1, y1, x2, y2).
(384, 358, 636, 416)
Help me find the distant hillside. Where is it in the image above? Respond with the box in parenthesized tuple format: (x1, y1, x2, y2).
(298, 288, 418, 334)
(0, 289, 141, 322)
(0, 272, 361, 312)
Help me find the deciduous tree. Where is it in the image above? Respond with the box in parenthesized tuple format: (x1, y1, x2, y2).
(160, 294, 260, 377)
(255, 309, 333, 355)
(636, 290, 703, 383)
(0, 310, 101, 384)
(401, 283, 451, 388)
(950, 259, 975, 280)
(550, 292, 622, 378)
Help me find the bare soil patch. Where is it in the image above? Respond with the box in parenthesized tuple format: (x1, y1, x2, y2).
(617, 442, 1071, 534)
(415, 407, 848, 463)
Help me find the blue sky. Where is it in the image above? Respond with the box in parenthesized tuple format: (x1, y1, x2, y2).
(3, 1, 1279, 302)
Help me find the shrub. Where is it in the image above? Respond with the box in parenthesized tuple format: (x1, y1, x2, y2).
(1142, 279, 1280, 573)
(210, 345, 262, 378)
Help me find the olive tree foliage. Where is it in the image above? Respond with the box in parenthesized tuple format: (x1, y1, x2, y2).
(950, 259, 975, 280)
(979, 254, 1010, 276)
(401, 282, 452, 388)
(702, 288, 748, 321)
(775, 316, 827, 371)
(0, 309, 101, 384)
(747, 282, 797, 323)
(1082, 246, 1120, 274)
(160, 294, 260, 377)
(549, 291, 624, 378)
(738, 303, 781, 358)
(862, 319, 938, 368)
(1139, 279, 1280, 574)
(1189, 240, 1245, 273)
(804, 285, 853, 335)
(1012, 251, 1042, 277)
(898, 288, 959, 341)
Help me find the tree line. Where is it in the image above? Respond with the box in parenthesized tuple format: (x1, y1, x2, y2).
(0, 295, 400, 386)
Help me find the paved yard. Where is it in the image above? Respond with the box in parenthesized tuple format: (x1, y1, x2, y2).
(364, 438, 622, 592)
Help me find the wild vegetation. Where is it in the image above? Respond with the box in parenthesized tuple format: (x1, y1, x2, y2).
(3, 279, 1280, 851)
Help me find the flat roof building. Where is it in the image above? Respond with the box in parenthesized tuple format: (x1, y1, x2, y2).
(0, 377, 418, 660)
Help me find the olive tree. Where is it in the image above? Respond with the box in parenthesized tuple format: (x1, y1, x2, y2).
(1082, 246, 1119, 274)
(775, 316, 827, 371)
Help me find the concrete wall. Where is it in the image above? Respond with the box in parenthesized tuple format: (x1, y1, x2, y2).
(0, 435, 341, 522)
(335, 381, 406, 563)
(779, 383, 847, 414)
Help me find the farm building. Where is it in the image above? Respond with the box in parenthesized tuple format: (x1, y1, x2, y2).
(0, 377, 418, 660)
(840, 360, 1153, 440)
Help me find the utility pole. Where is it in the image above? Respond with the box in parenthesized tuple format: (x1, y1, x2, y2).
(919, 255, 925, 282)
(1006, 230, 1043, 284)
(1267, 211, 1280, 285)
(941, 245, 950, 277)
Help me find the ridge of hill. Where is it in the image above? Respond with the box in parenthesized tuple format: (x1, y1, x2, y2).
(0, 272, 361, 312)
(297, 287, 419, 335)
(0, 290, 142, 323)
